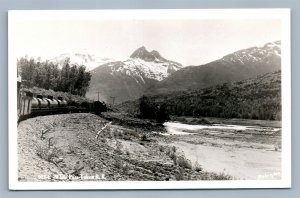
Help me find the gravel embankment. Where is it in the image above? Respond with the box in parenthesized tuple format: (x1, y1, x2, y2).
(18, 113, 232, 182)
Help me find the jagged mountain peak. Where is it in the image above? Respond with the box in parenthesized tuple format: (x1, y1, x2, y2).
(130, 46, 148, 57)
(87, 46, 183, 103)
(130, 46, 167, 62)
(150, 50, 160, 56)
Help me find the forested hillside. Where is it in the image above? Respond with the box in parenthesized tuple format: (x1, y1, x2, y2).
(17, 57, 91, 96)
(119, 70, 281, 121)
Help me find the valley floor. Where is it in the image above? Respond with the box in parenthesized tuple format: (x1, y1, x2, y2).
(161, 120, 281, 180)
(17, 113, 281, 181)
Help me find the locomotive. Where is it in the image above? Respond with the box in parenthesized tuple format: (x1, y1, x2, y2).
(17, 77, 107, 122)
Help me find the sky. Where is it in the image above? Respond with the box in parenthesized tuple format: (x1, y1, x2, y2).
(12, 18, 281, 66)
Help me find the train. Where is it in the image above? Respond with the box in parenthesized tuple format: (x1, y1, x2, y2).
(17, 78, 107, 122)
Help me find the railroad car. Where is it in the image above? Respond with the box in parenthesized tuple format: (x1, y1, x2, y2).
(17, 81, 108, 122)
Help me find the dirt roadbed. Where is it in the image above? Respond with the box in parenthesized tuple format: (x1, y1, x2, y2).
(18, 113, 232, 182)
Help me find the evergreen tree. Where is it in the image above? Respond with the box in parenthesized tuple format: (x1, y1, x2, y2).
(17, 57, 92, 97)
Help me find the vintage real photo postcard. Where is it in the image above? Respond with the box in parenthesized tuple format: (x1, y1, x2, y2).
(8, 9, 291, 190)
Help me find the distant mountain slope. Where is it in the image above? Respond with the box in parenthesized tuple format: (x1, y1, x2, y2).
(51, 49, 117, 71)
(118, 70, 282, 120)
(148, 41, 281, 94)
(86, 47, 183, 103)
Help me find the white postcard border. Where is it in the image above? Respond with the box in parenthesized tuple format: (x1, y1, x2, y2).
(8, 9, 291, 190)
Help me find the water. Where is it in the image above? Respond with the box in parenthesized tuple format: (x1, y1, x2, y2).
(163, 121, 280, 135)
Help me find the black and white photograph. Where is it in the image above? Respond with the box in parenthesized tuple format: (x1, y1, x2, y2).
(8, 9, 291, 190)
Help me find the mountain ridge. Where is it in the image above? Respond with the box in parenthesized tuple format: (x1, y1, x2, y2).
(86, 46, 183, 103)
(147, 41, 281, 95)
(50, 49, 119, 71)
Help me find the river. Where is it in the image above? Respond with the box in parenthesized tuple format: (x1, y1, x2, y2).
(161, 121, 281, 180)
(163, 121, 281, 135)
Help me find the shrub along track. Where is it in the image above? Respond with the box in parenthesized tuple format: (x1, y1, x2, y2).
(17, 113, 232, 182)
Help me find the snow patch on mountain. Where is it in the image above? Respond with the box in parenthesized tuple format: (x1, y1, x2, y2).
(51, 49, 121, 71)
(92, 46, 183, 82)
(110, 58, 182, 81)
(221, 41, 281, 64)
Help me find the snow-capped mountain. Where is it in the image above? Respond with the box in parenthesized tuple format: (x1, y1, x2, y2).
(86, 47, 183, 103)
(102, 46, 182, 81)
(148, 41, 281, 94)
(51, 49, 117, 71)
(221, 41, 281, 64)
